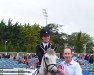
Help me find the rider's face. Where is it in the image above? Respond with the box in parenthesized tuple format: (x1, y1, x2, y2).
(42, 35, 50, 43)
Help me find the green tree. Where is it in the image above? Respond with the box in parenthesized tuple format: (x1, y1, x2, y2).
(20, 24, 41, 52)
(68, 32, 93, 53)
(0, 20, 7, 51)
(44, 23, 65, 52)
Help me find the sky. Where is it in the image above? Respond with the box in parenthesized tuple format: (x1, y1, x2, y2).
(0, 0, 94, 38)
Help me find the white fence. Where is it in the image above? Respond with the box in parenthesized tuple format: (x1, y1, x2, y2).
(0, 68, 36, 75)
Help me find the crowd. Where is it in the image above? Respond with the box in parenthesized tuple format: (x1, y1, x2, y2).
(0, 53, 34, 67)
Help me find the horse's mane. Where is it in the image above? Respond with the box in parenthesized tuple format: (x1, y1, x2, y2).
(46, 48, 55, 55)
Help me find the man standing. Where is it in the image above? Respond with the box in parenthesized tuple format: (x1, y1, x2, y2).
(36, 28, 56, 66)
(58, 47, 83, 75)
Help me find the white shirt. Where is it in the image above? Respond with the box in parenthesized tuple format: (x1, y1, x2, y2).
(42, 42, 49, 48)
(60, 59, 83, 75)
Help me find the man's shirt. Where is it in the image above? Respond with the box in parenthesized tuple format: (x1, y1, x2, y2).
(59, 59, 83, 75)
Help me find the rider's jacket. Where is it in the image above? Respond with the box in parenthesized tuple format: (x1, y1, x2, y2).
(36, 42, 56, 65)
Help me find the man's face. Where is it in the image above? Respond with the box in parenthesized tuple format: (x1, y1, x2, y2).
(42, 35, 50, 43)
(63, 48, 73, 63)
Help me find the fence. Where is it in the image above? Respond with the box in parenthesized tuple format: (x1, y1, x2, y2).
(0, 68, 35, 75)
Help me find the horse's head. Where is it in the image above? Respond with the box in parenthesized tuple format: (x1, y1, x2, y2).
(39, 48, 58, 75)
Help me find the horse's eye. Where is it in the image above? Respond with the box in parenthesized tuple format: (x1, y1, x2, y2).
(45, 57, 48, 60)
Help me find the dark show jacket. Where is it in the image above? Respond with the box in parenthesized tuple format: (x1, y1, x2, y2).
(36, 43, 56, 65)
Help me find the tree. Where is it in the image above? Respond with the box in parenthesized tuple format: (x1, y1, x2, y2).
(20, 23, 41, 52)
(45, 23, 63, 33)
(44, 23, 66, 52)
(68, 32, 94, 53)
(0, 20, 6, 51)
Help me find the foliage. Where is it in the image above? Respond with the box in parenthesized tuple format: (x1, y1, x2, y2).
(68, 32, 94, 53)
(0, 19, 93, 53)
(0, 19, 41, 52)
(45, 24, 68, 52)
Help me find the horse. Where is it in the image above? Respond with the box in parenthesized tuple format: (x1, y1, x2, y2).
(39, 48, 58, 75)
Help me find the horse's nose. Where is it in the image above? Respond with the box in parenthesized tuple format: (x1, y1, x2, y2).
(51, 66, 58, 72)
(51, 70, 54, 72)
(51, 69, 58, 73)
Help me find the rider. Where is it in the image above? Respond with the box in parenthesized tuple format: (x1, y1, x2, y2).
(36, 27, 56, 67)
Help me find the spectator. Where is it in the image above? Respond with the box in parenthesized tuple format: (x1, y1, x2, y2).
(84, 54, 89, 61)
(58, 47, 83, 75)
(89, 55, 94, 64)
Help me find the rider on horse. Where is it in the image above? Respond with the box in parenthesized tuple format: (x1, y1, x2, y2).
(36, 27, 56, 67)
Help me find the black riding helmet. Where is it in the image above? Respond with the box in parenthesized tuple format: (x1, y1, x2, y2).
(40, 28, 51, 37)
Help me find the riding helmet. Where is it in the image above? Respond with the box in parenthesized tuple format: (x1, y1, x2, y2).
(40, 28, 51, 37)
